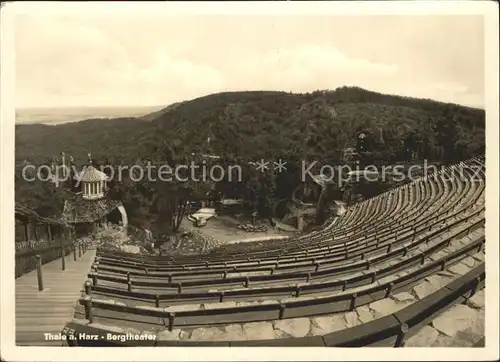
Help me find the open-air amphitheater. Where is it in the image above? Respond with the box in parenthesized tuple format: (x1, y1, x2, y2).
(16, 155, 486, 347)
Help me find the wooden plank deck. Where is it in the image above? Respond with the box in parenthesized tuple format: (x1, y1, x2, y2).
(15, 248, 96, 346)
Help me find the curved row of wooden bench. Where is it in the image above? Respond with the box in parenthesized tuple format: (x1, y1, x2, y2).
(75, 234, 484, 329)
(205, 156, 485, 258)
(84, 157, 485, 297)
(64, 263, 485, 346)
(94, 202, 483, 276)
(69, 156, 486, 345)
(97, 157, 484, 267)
(87, 220, 484, 304)
(95, 158, 484, 272)
(90, 201, 484, 281)
(91, 162, 484, 287)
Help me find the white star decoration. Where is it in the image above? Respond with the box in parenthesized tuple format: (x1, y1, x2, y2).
(254, 159, 269, 172)
(273, 159, 287, 173)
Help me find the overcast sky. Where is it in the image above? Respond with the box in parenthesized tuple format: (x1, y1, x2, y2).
(14, 13, 484, 109)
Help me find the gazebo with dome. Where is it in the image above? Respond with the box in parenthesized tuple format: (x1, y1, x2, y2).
(59, 153, 128, 236)
(79, 156, 108, 200)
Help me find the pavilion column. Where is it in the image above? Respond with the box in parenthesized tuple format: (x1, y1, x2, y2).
(24, 222, 29, 241)
(47, 225, 52, 241)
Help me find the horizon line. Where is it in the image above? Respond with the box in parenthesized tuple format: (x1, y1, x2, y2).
(15, 87, 486, 112)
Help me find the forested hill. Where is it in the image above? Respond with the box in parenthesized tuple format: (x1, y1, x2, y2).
(15, 86, 485, 167)
(15, 86, 485, 223)
(143, 87, 485, 164)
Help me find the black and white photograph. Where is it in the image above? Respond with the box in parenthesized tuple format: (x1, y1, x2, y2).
(1, 1, 498, 361)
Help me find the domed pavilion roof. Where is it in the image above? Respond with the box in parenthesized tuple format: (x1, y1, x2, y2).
(73, 153, 109, 182)
(74, 165, 108, 182)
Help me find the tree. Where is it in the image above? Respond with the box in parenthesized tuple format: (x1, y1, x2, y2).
(434, 114, 460, 161)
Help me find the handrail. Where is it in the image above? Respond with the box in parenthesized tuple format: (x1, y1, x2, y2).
(15, 237, 93, 283)
(15, 239, 79, 258)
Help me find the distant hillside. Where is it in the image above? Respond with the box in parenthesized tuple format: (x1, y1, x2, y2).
(142, 87, 485, 163)
(139, 102, 184, 122)
(16, 105, 164, 125)
(15, 86, 485, 224)
(15, 86, 485, 166)
(15, 117, 154, 165)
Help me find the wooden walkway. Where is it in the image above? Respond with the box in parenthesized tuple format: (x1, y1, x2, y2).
(15, 248, 96, 346)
